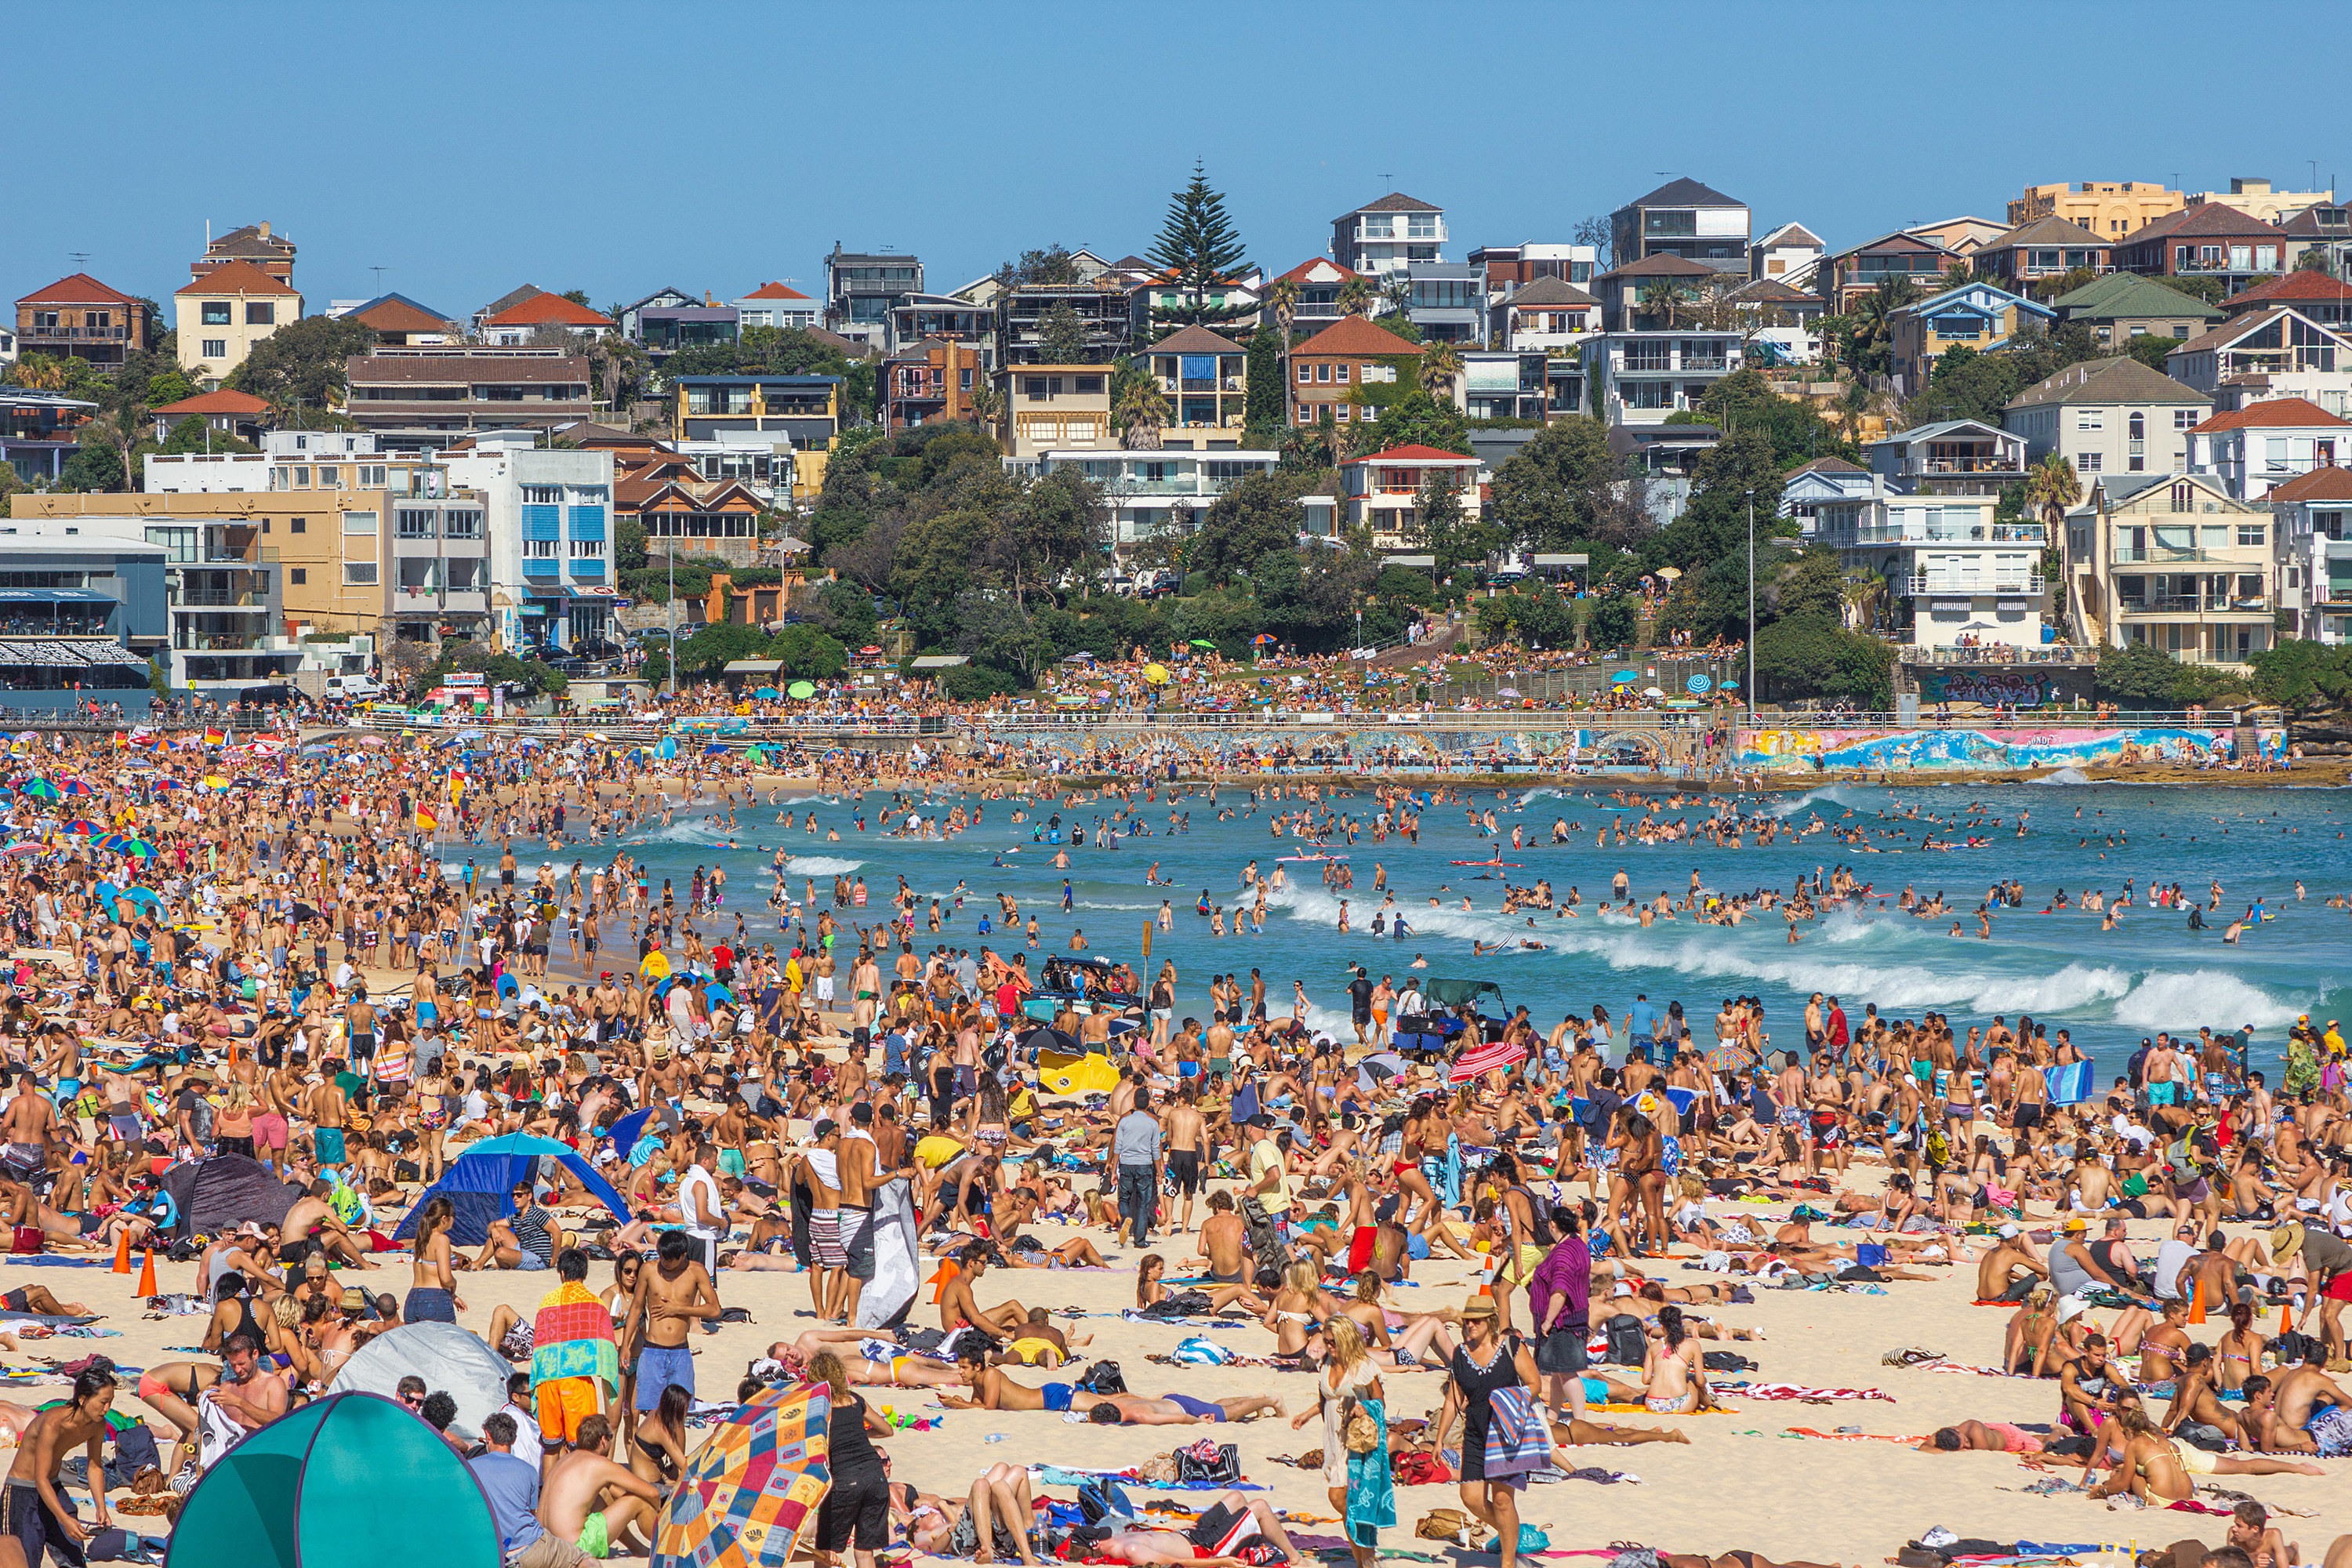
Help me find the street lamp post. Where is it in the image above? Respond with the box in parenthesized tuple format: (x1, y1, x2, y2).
(666, 543, 677, 698)
(1745, 488, 1756, 726)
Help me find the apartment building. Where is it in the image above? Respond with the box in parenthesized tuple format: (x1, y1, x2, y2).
(2063, 474, 2274, 666)
(1490, 278, 1599, 355)
(1813, 479, 2048, 648)
(1266, 258, 1361, 337)
(824, 246, 923, 349)
(997, 281, 1132, 365)
(2048, 274, 2220, 349)
(2002, 356, 2210, 478)
(991, 365, 1112, 458)
(2185, 397, 2351, 500)
(667, 375, 841, 500)
(1971, 218, 2111, 292)
(880, 338, 988, 432)
(173, 262, 300, 386)
(191, 222, 296, 287)
(2113, 204, 2293, 289)
(1468, 243, 1597, 296)
(2187, 177, 2336, 225)
(2268, 466, 2352, 642)
(2007, 180, 2183, 239)
(1865, 419, 2027, 496)
(1583, 329, 1743, 426)
(1330, 194, 1446, 280)
(14, 274, 152, 368)
(343, 347, 592, 450)
(1608, 178, 1750, 275)
(2165, 307, 2352, 415)
(1340, 445, 1482, 550)
(1036, 449, 1278, 551)
(1284, 317, 1421, 429)
(442, 435, 617, 655)
(0, 521, 165, 715)
(1137, 326, 1250, 437)
(735, 282, 817, 331)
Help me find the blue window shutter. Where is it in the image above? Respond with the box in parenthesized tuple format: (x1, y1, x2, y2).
(522, 504, 561, 539)
(568, 505, 607, 541)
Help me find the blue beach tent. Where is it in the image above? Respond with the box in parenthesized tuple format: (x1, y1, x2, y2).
(391, 1133, 631, 1245)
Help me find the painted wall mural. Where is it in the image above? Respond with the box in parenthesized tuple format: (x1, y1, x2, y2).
(1733, 726, 2245, 772)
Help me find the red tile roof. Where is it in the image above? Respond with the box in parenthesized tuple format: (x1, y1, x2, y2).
(483, 292, 613, 328)
(354, 297, 455, 334)
(741, 281, 810, 300)
(2188, 396, 2351, 434)
(1272, 257, 1360, 286)
(2227, 270, 2352, 308)
(1342, 444, 1478, 465)
(2267, 466, 2352, 503)
(2120, 201, 2281, 246)
(153, 389, 270, 417)
(1290, 317, 1422, 358)
(174, 260, 298, 296)
(18, 272, 136, 307)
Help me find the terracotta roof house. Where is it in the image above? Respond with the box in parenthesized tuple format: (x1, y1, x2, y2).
(2187, 395, 2351, 499)
(2221, 270, 2352, 326)
(344, 293, 459, 345)
(173, 260, 301, 383)
(735, 282, 817, 331)
(1287, 316, 1422, 427)
(148, 388, 270, 444)
(2114, 204, 2293, 288)
(481, 291, 614, 343)
(192, 222, 296, 285)
(15, 274, 151, 367)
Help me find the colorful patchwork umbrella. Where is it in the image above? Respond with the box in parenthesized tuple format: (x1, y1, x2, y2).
(652, 1381, 832, 1568)
(59, 779, 96, 797)
(111, 837, 158, 858)
(19, 779, 60, 801)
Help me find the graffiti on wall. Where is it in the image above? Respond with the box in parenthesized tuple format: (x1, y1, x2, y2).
(1733, 726, 2241, 773)
(1914, 667, 2060, 707)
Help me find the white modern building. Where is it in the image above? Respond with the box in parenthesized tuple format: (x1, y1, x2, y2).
(1330, 194, 1446, 281)
(2185, 397, 2352, 500)
(1582, 330, 1744, 426)
(1812, 478, 2049, 649)
(1034, 448, 1277, 554)
(2270, 466, 2352, 642)
(442, 434, 617, 653)
(2002, 357, 2211, 480)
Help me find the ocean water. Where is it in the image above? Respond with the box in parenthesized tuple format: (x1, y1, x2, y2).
(583, 782, 2349, 1077)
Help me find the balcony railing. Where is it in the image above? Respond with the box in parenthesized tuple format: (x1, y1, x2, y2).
(1904, 574, 2045, 596)
(2119, 595, 2270, 615)
(2111, 547, 2246, 564)
(1849, 522, 2045, 545)
(1917, 456, 2022, 474)
(21, 326, 131, 342)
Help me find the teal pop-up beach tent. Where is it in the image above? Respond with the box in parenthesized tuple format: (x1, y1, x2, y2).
(163, 1390, 499, 1568)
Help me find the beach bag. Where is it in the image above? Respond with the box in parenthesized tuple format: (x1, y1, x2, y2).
(1339, 1398, 1380, 1455)
(1602, 1313, 1646, 1366)
(1171, 1337, 1234, 1366)
(1174, 1440, 1240, 1486)
(1480, 1386, 1550, 1477)
(1415, 1510, 1475, 1542)
(1076, 1359, 1127, 1395)
(1238, 1196, 1287, 1279)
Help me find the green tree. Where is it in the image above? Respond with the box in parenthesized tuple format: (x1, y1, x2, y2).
(144, 368, 197, 408)
(1039, 301, 1090, 364)
(1487, 416, 1616, 549)
(1368, 387, 1469, 456)
(1635, 278, 1700, 329)
(769, 623, 849, 680)
(225, 314, 378, 412)
(1690, 369, 1855, 468)
(2249, 638, 2352, 712)
(1904, 343, 2027, 426)
(1585, 593, 1639, 649)
(615, 519, 649, 571)
(1417, 468, 1501, 577)
(2124, 333, 2183, 372)
(2095, 641, 2200, 706)
(1191, 470, 1325, 583)
(1115, 374, 1168, 450)
(158, 416, 256, 456)
(813, 578, 880, 643)
(1146, 162, 1250, 327)
(56, 436, 125, 492)
(1752, 613, 1893, 707)
(1370, 563, 1437, 608)
(1774, 544, 1847, 620)
(1244, 325, 1284, 427)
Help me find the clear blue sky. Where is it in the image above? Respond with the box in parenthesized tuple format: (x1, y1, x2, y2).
(11, 1, 2343, 321)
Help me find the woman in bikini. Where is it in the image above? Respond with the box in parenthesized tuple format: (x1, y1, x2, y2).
(405, 1195, 463, 1324)
(132, 1360, 222, 1470)
(2005, 1285, 2061, 1377)
(627, 1382, 691, 1494)
(1134, 1253, 1265, 1316)
(1639, 1303, 1706, 1415)
(2214, 1301, 2263, 1392)
(604, 1252, 646, 1443)
(1261, 1258, 1330, 1365)
(1332, 1270, 1460, 1368)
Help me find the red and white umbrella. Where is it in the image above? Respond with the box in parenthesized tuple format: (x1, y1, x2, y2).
(1449, 1037, 1526, 1083)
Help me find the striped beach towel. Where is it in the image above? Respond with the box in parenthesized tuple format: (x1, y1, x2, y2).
(531, 1281, 619, 1392)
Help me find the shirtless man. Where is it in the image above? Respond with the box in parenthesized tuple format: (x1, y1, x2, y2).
(2263, 1349, 2352, 1457)
(5, 1366, 114, 1566)
(212, 1333, 291, 1432)
(537, 1414, 665, 1559)
(833, 1112, 886, 1326)
(1161, 1088, 1207, 1235)
(278, 1180, 379, 1270)
(306, 1069, 350, 1169)
(1083, 1392, 1285, 1426)
(1083, 1494, 1301, 1567)
(936, 1250, 1032, 1339)
(1974, 1224, 2046, 1301)
(625, 1232, 721, 1413)
(0, 1082, 59, 1186)
(1193, 1191, 1251, 1283)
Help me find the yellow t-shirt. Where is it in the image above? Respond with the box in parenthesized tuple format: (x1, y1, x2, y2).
(913, 1134, 967, 1170)
(1249, 1140, 1292, 1211)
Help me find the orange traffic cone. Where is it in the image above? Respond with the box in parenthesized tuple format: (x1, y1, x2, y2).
(136, 1248, 157, 1297)
(927, 1261, 960, 1305)
(111, 1229, 132, 1275)
(2281, 1301, 2295, 1336)
(2188, 1279, 2205, 1325)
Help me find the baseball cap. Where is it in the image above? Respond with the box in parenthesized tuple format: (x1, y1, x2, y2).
(1245, 1113, 1275, 1128)
(1998, 1223, 2019, 1239)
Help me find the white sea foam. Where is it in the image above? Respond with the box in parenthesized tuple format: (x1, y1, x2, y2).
(2031, 768, 2092, 786)
(2111, 969, 2306, 1030)
(780, 855, 866, 876)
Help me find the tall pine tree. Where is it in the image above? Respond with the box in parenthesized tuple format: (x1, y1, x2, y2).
(1147, 162, 1250, 328)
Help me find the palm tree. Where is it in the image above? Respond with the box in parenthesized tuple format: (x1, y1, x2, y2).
(1636, 278, 1697, 329)
(969, 382, 1001, 430)
(1840, 569, 1886, 633)
(1418, 339, 1465, 405)
(1268, 276, 1299, 355)
(1381, 277, 1413, 320)
(1336, 276, 1375, 318)
(1115, 376, 1168, 450)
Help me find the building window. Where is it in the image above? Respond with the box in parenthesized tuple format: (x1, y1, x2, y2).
(1334, 364, 1350, 383)
(289, 568, 306, 586)
(289, 466, 309, 488)
(201, 339, 227, 359)
(523, 539, 557, 558)
(290, 518, 305, 533)
(2175, 409, 2198, 430)
(360, 466, 385, 487)
(1316, 364, 1331, 383)
(201, 303, 231, 325)
(445, 510, 482, 539)
(2078, 452, 2102, 472)
(343, 563, 377, 586)
(342, 510, 376, 534)
(569, 538, 603, 558)
(318, 467, 340, 489)
(521, 485, 563, 505)
(2237, 523, 2265, 546)
(2076, 409, 2104, 432)
(245, 303, 274, 326)
(1295, 364, 1310, 384)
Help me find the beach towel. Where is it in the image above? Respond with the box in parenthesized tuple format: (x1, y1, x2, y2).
(529, 1281, 618, 1393)
(1722, 1382, 1894, 1402)
(1481, 1388, 1551, 1478)
(1344, 1399, 1394, 1547)
(2046, 1061, 2094, 1106)
(1782, 1427, 1927, 1444)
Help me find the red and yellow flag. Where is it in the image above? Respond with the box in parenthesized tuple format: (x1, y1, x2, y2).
(415, 807, 437, 831)
(203, 728, 226, 746)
